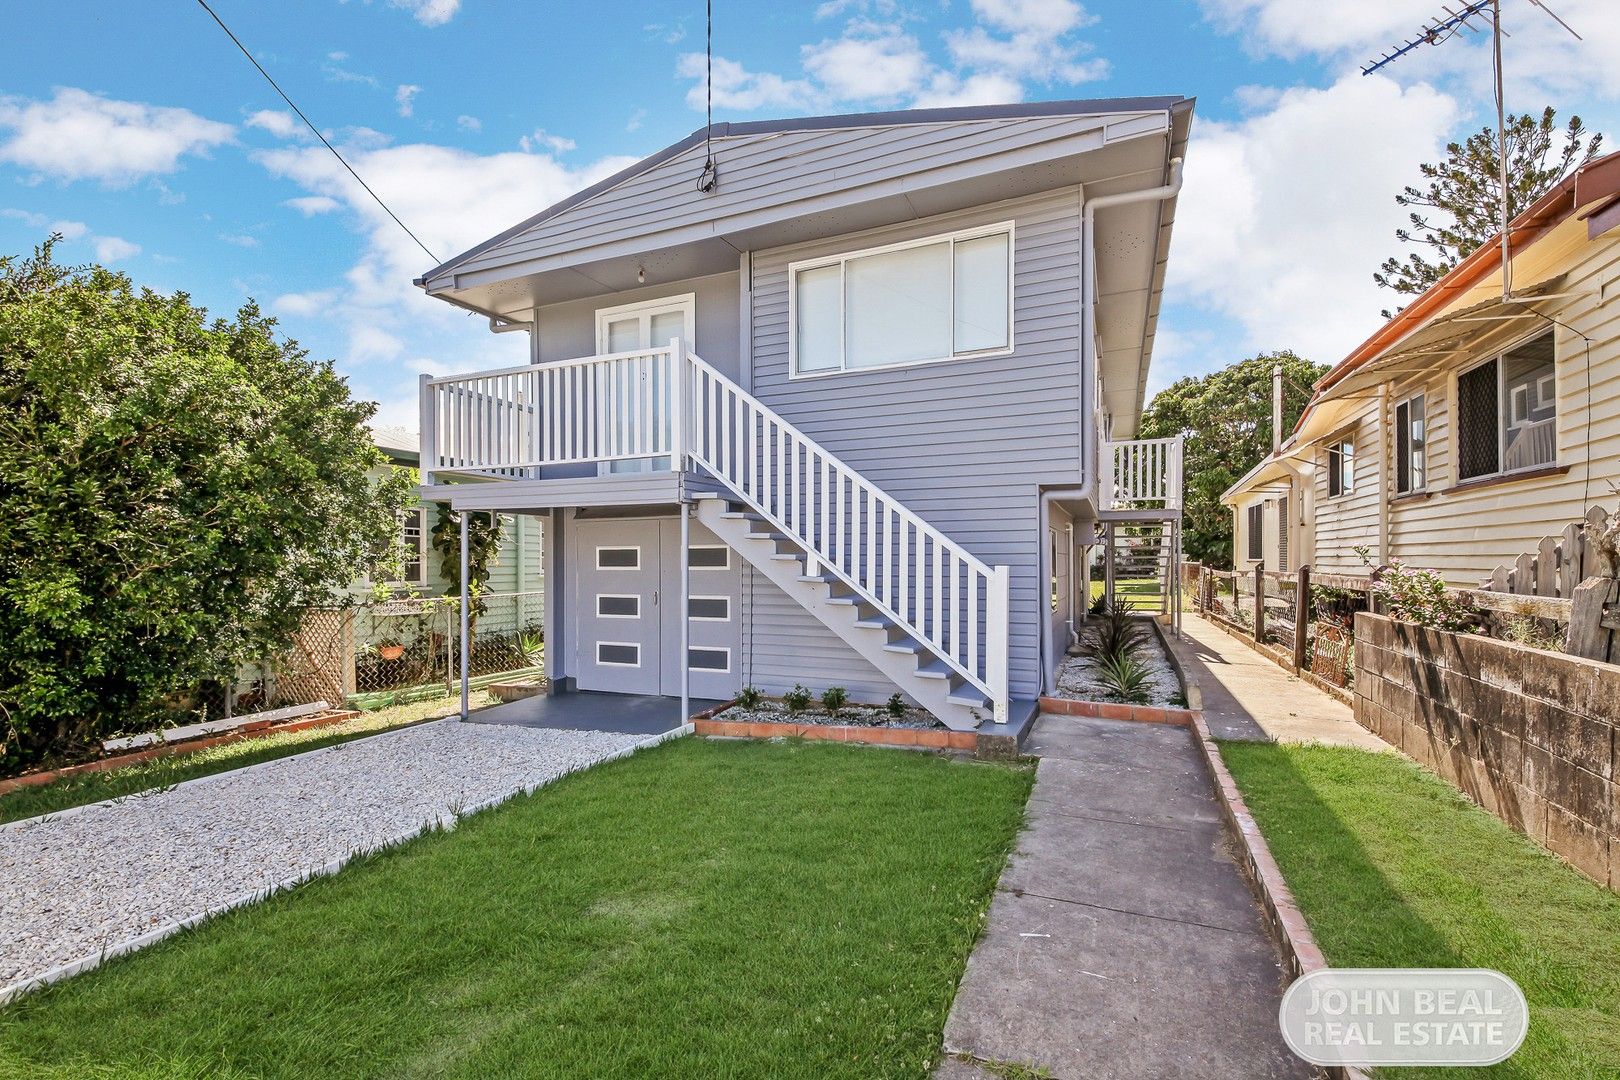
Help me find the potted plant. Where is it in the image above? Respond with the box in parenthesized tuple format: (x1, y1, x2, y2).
(376, 636, 405, 662)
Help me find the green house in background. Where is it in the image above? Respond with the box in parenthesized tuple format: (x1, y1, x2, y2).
(366, 425, 545, 602)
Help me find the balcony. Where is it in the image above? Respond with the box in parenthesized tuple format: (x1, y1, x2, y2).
(1102, 435, 1184, 516)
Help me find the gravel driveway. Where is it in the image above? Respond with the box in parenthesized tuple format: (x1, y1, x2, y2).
(0, 719, 655, 997)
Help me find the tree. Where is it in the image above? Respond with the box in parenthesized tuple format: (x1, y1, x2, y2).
(1375, 107, 1601, 312)
(1138, 351, 1327, 569)
(0, 241, 410, 772)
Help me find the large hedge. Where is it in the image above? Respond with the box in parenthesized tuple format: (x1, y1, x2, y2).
(0, 242, 409, 773)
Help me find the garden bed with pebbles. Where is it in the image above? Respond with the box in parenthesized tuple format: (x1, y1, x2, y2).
(716, 698, 940, 730)
(0, 720, 646, 996)
(1055, 624, 1183, 706)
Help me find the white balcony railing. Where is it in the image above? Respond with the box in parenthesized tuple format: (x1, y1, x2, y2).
(421, 346, 677, 479)
(419, 342, 1010, 722)
(1104, 435, 1184, 512)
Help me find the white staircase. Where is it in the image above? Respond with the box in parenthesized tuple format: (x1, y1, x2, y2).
(420, 344, 1012, 729)
(684, 355, 1009, 729)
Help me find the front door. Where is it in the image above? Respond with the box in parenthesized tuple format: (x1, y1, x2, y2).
(573, 516, 742, 700)
(595, 294, 694, 475)
(575, 519, 663, 694)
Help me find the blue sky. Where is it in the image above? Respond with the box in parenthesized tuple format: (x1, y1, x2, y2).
(2, 0, 1616, 429)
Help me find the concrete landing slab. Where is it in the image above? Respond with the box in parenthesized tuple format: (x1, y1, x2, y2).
(466, 689, 725, 736)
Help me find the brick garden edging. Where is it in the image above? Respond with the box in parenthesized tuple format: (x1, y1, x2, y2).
(1037, 696, 1196, 727)
(1187, 713, 1371, 1080)
(692, 717, 978, 751)
(0, 711, 362, 797)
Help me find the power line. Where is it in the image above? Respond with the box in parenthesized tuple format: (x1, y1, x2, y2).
(195, 0, 441, 264)
(696, 0, 718, 193)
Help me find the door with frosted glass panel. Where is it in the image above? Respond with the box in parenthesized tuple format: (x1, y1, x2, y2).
(594, 296, 693, 474)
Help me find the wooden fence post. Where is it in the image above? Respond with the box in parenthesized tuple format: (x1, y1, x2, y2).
(1567, 576, 1619, 664)
(1253, 564, 1266, 644)
(1293, 565, 1311, 672)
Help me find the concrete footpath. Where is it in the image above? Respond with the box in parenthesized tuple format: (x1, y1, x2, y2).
(1174, 614, 1387, 749)
(939, 714, 1311, 1079)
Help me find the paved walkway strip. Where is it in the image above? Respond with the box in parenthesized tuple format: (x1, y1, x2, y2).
(1, 720, 658, 1000)
(1175, 614, 1387, 749)
(942, 714, 1310, 1079)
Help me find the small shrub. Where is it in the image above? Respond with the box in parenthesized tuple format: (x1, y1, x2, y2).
(782, 684, 812, 713)
(1501, 613, 1563, 652)
(820, 686, 848, 716)
(1098, 653, 1152, 703)
(1092, 600, 1144, 663)
(517, 631, 544, 666)
(734, 685, 763, 708)
(885, 693, 907, 719)
(1371, 561, 1475, 632)
(1087, 592, 1109, 616)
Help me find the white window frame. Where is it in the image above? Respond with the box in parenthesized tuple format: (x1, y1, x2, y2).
(688, 545, 730, 570)
(689, 595, 731, 622)
(787, 222, 1015, 379)
(595, 545, 641, 570)
(687, 646, 731, 673)
(593, 293, 696, 355)
(1454, 328, 1558, 483)
(1326, 436, 1355, 499)
(595, 594, 641, 620)
(596, 641, 642, 668)
(388, 506, 429, 587)
(1394, 393, 1426, 495)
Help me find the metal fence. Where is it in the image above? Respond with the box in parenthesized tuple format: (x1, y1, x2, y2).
(253, 590, 545, 711)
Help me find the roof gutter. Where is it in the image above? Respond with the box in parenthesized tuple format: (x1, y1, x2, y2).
(1080, 154, 1184, 487)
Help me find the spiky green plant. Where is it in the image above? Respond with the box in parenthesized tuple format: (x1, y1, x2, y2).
(1097, 653, 1152, 703)
(1092, 599, 1145, 664)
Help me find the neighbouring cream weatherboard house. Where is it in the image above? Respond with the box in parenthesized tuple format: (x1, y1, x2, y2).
(1224, 150, 1620, 586)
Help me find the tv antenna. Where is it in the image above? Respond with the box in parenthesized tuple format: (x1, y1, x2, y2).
(1361, 0, 1583, 301)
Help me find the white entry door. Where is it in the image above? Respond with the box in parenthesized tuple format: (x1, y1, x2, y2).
(595, 294, 695, 475)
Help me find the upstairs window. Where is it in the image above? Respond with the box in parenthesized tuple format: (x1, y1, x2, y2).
(790, 225, 1013, 377)
(1395, 394, 1426, 493)
(1246, 503, 1263, 562)
(1326, 437, 1355, 498)
(1458, 331, 1557, 481)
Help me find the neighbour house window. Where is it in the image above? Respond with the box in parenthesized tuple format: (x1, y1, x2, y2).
(395, 508, 427, 584)
(1326, 438, 1355, 498)
(1395, 394, 1426, 493)
(790, 225, 1013, 376)
(1277, 495, 1289, 573)
(1457, 331, 1557, 481)
(1246, 504, 1263, 562)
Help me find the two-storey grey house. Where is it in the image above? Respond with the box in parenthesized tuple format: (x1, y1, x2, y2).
(415, 98, 1191, 732)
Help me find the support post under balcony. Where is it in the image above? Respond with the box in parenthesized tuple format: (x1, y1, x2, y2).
(987, 565, 1010, 724)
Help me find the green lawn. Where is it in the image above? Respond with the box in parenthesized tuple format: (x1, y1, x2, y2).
(0, 739, 1033, 1079)
(1087, 577, 1165, 602)
(0, 692, 495, 825)
(1219, 742, 1620, 1080)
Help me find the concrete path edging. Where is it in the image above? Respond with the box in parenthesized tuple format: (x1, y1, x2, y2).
(1188, 714, 1372, 1080)
(0, 722, 691, 1006)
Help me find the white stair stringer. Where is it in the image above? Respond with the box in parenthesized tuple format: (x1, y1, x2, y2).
(693, 495, 991, 732)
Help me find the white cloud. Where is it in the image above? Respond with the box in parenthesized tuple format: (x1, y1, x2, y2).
(456, 114, 481, 132)
(272, 288, 341, 317)
(284, 195, 340, 215)
(677, 54, 816, 112)
(678, 0, 1106, 113)
(395, 84, 422, 118)
(1167, 74, 1460, 363)
(246, 110, 299, 139)
(92, 235, 140, 262)
(520, 129, 576, 154)
(0, 88, 232, 186)
(349, 324, 405, 362)
(626, 108, 647, 132)
(803, 26, 934, 103)
(1200, 0, 1620, 109)
(1, 208, 88, 240)
(51, 219, 88, 240)
(255, 136, 637, 371)
(219, 232, 260, 248)
(392, 0, 460, 27)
